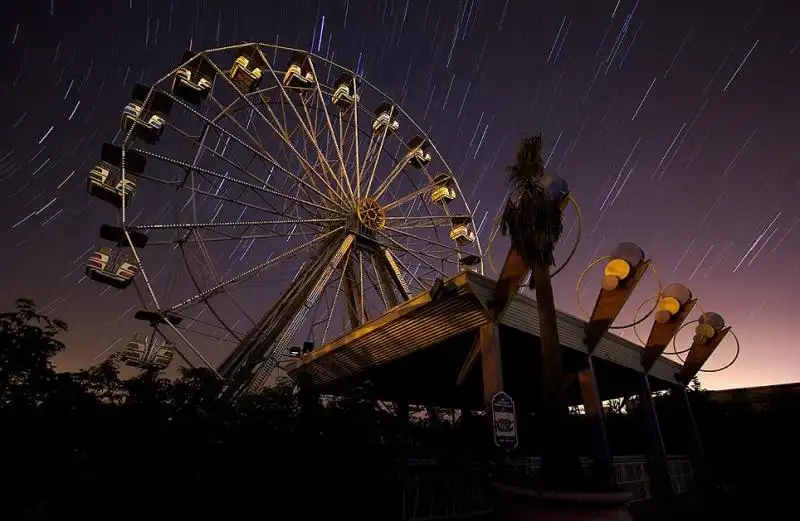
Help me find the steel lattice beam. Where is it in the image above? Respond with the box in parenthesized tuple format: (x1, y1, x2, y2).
(219, 232, 355, 398)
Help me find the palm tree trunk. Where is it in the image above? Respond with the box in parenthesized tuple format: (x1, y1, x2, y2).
(532, 261, 583, 490)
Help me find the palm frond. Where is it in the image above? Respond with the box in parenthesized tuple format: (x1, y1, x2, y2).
(505, 134, 546, 192)
(501, 134, 564, 273)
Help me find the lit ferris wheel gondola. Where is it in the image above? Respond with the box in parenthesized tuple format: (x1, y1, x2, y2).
(81, 43, 484, 396)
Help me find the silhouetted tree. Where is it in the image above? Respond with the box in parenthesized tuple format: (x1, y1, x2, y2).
(0, 298, 66, 407)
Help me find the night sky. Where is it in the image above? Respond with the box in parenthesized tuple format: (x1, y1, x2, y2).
(1, 0, 798, 390)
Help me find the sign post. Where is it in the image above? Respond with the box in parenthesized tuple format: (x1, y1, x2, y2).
(491, 391, 518, 451)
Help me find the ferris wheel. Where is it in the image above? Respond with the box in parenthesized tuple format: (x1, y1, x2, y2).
(82, 43, 483, 396)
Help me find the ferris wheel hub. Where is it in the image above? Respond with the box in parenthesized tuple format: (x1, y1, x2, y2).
(355, 197, 386, 231)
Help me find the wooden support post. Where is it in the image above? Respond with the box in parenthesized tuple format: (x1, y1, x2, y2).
(578, 357, 616, 491)
(479, 323, 504, 405)
(478, 323, 508, 480)
(638, 374, 673, 498)
(456, 334, 482, 387)
(492, 247, 529, 323)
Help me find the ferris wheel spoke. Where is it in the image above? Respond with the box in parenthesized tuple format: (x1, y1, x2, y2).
(381, 179, 443, 212)
(167, 226, 345, 313)
(383, 214, 462, 233)
(204, 57, 349, 209)
(257, 50, 353, 204)
(191, 184, 308, 221)
(299, 99, 354, 202)
(384, 214, 466, 222)
(173, 254, 244, 346)
(129, 217, 338, 232)
(349, 76, 365, 199)
(362, 124, 392, 197)
(185, 124, 293, 216)
(394, 241, 457, 267)
(376, 229, 449, 279)
(167, 88, 347, 212)
(175, 325, 238, 345)
(177, 175, 300, 229)
(148, 229, 322, 247)
(163, 321, 221, 376)
(389, 223, 453, 230)
(188, 227, 225, 289)
(290, 110, 331, 192)
(216, 319, 243, 345)
(243, 91, 279, 151)
(207, 92, 341, 210)
(370, 155, 415, 202)
(262, 101, 347, 209)
(306, 58, 355, 200)
(131, 147, 338, 217)
(382, 224, 464, 256)
(170, 308, 243, 335)
(335, 106, 356, 187)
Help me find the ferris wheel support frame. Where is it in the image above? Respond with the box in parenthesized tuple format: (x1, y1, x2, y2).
(243, 242, 413, 395)
(342, 256, 365, 327)
(219, 232, 355, 398)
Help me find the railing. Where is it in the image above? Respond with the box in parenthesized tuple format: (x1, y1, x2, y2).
(512, 454, 693, 500)
(398, 461, 492, 521)
(396, 455, 693, 520)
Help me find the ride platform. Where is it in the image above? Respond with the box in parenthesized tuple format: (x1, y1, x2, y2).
(286, 271, 682, 413)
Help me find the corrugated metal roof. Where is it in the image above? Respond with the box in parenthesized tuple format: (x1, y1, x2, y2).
(465, 272, 682, 385)
(287, 270, 683, 387)
(287, 278, 491, 385)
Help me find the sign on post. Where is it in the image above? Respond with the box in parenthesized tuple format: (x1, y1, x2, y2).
(491, 391, 518, 450)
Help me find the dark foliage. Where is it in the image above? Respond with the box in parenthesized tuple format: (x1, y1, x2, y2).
(0, 300, 485, 521)
(1, 299, 796, 519)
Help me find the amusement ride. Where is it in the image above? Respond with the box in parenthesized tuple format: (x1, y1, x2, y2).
(83, 43, 483, 397)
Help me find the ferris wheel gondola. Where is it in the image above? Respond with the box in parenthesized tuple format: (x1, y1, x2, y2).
(80, 43, 483, 393)
(121, 332, 176, 371)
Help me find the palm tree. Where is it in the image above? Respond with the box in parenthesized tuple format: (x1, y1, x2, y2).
(501, 135, 581, 489)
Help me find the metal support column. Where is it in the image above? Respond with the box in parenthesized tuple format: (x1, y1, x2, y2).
(638, 374, 673, 498)
(220, 233, 354, 398)
(676, 387, 706, 487)
(578, 356, 616, 491)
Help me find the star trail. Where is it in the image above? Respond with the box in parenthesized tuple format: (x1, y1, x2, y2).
(1, 0, 799, 390)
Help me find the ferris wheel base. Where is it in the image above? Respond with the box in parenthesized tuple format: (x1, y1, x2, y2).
(218, 233, 356, 400)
